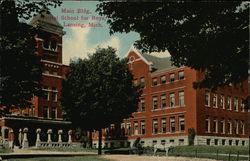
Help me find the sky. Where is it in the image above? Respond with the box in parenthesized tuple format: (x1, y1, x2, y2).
(48, 1, 140, 65)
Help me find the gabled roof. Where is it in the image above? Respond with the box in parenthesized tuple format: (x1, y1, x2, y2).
(127, 45, 177, 74)
(29, 11, 65, 36)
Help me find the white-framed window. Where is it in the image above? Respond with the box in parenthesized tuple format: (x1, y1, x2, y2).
(161, 95, 166, 108)
(178, 71, 184, 80)
(240, 99, 245, 112)
(170, 73, 175, 82)
(134, 121, 138, 135)
(240, 120, 245, 135)
(140, 98, 145, 112)
(170, 93, 175, 107)
(220, 118, 225, 134)
(170, 117, 175, 133)
(126, 122, 131, 136)
(220, 94, 225, 109)
(205, 91, 210, 107)
(51, 107, 57, 119)
(152, 119, 158, 134)
(133, 79, 138, 87)
(42, 86, 50, 101)
(213, 93, 218, 108)
(234, 120, 239, 135)
(227, 120, 232, 134)
(179, 116, 185, 132)
(213, 117, 218, 133)
(43, 106, 49, 119)
(161, 118, 166, 133)
(179, 91, 184, 107)
(51, 87, 58, 102)
(227, 96, 232, 110)
(234, 97, 238, 111)
(140, 121, 145, 135)
(153, 96, 158, 110)
(152, 78, 157, 86)
(205, 117, 210, 132)
(140, 77, 145, 88)
(160, 75, 166, 84)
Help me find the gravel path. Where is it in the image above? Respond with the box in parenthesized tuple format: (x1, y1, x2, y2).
(103, 155, 216, 161)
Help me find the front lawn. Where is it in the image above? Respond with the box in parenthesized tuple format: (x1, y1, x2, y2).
(33, 147, 98, 153)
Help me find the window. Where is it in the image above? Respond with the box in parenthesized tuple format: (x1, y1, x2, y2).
(179, 91, 184, 107)
(152, 78, 157, 86)
(179, 139, 184, 145)
(235, 140, 239, 146)
(152, 140, 157, 146)
(229, 140, 232, 145)
(227, 120, 232, 134)
(170, 73, 175, 82)
(206, 139, 211, 145)
(234, 97, 238, 111)
(134, 121, 138, 135)
(140, 121, 145, 135)
(52, 71, 58, 76)
(234, 120, 238, 135)
(51, 87, 58, 102)
(161, 95, 166, 108)
(178, 71, 184, 80)
(222, 139, 226, 145)
(140, 99, 145, 112)
(205, 91, 210, 106)
(152, 119, 158, 134)
(50, 40, 57, 51)
(43, 86, 50, 101)
(220, 94, 225, 109)
(213, 118, 218, 133)
(133, 79, 138, 87)
(242, 141, 245, 146)
(153, 96, 158, 110)
(161, 118, 166, 133)
(227, 96, 232, 110)
(170, 93, 175, 107)
(121, 123, 125, 136)
(213, 94, 218, 108)
(126, 123, 131, 136)
(220, 118, 225, 134)
(51, 107, 57, 119)
(179, 116, 185, 132)
(205, 117, 210, 132)
(240, 99, 245, 112)
(161, 140, 166, 145)
(43, 106, 49, 118)
(214, 139, 218, 145)
(140, 77, 145, 88)
(170, 117, 175, 133)
(160, 75, 166, 84)
(240, 121, 245, 135)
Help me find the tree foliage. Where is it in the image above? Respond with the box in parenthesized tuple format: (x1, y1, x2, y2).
(61, 47, 140, 129)
(0, 0, 61, 114)
(61, 47, 140, 153)
(96, 2, 249, 90)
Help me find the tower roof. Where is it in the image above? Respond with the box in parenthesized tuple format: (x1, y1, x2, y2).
(29, 11, 65, 36)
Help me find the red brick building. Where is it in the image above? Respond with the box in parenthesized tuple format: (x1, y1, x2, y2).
(92, 46, 248, 148)
(0, 12, 73, 148)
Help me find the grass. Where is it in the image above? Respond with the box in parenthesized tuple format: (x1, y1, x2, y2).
(0, 148, 13, 153)
(33, 147, 98, 153)
(8, 155, 112, 161)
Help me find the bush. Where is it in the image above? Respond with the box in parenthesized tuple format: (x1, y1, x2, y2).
(188, 128, 195, 145)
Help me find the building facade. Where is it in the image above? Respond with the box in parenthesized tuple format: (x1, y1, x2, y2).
(0, 12, 74, 148)
(92, 46, 249, 148)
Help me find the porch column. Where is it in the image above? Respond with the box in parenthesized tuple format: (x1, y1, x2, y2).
(22, 128, 29, 148)
(47, 129, 52, 143)
(36, 128, 41, 147)
(68, 130, 72, 143)
(58, 130, 63, 143)
(8, 129, 14, 149)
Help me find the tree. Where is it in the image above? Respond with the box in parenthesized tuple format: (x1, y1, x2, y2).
(61, 47, 140, 155)
(96, 2, 249, 90)
(0, 0, 61, 114)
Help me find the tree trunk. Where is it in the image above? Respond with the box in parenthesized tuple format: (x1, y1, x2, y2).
(98, 129, 102, 155)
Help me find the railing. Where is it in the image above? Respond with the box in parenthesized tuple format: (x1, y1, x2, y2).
(36, 142, 81, 148)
